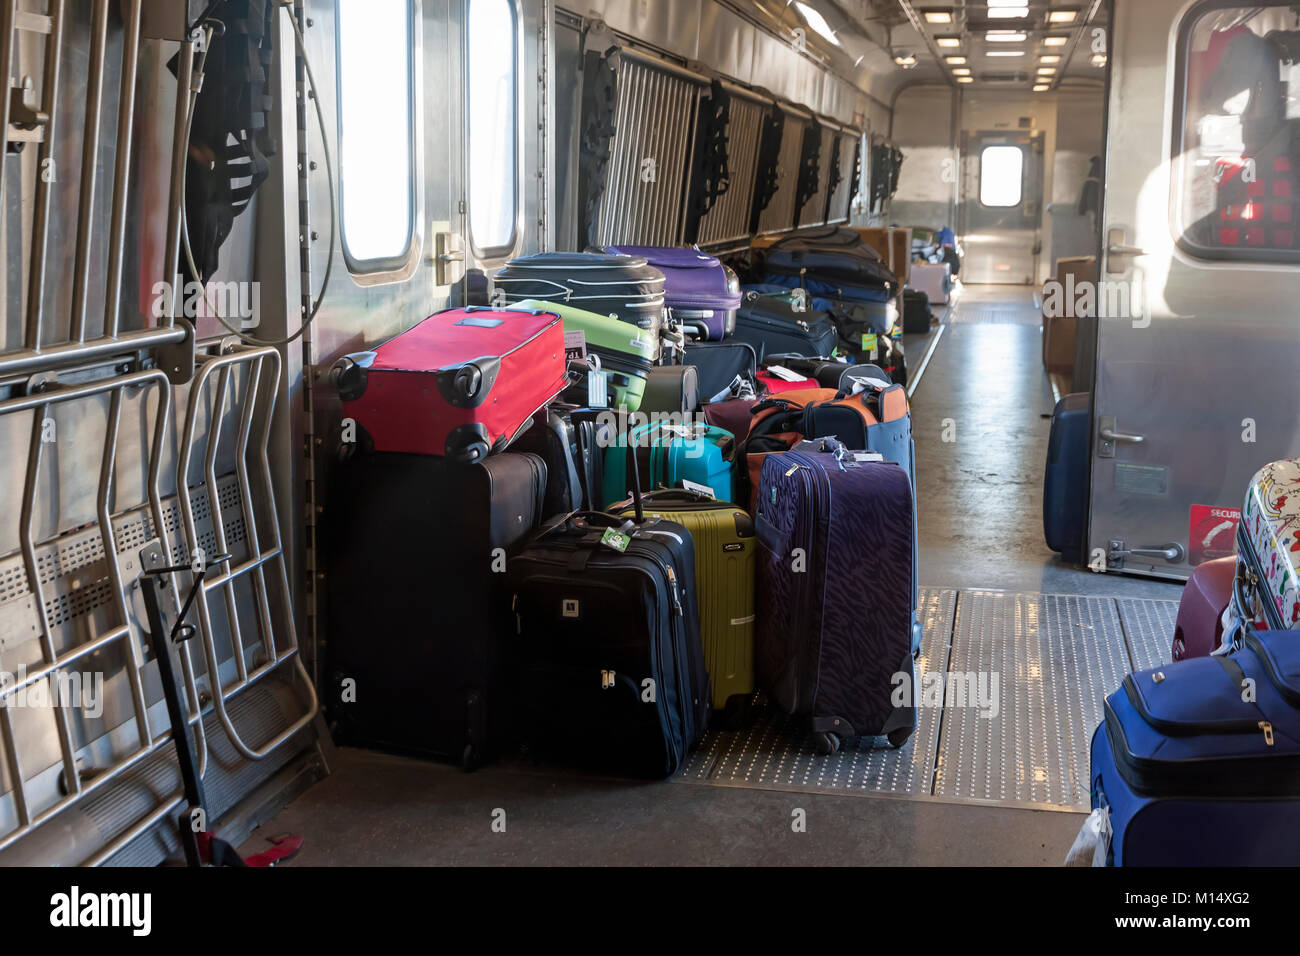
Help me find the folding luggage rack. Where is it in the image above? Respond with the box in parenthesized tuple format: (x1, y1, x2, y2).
(0, 344, 318, 864)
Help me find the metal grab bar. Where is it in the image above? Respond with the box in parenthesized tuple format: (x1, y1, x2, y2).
(175, 346, 319, 761)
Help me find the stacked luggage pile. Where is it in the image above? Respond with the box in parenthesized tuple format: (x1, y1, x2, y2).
(325, 230, 921, 775)
(1083, 458, 1300, 866)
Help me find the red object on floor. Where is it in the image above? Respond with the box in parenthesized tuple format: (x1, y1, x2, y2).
(1172, 555, 1236, 660)
(242, 834, 305, 867)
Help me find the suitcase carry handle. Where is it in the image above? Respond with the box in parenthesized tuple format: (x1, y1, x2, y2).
(611, 487, 718, 510)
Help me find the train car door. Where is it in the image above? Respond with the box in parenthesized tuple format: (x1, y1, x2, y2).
(1090, 0, 1300, 579)
(960, 129, 1045, 284)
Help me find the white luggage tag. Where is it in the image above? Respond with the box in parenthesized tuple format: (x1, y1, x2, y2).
(681, 479, 715, 498)
(853, 452, 884, 463)
(845, 375, 892, 395)
(584, 353, 608, 409)
(563, 330, 588, 364)
(765, 364, 807, 383)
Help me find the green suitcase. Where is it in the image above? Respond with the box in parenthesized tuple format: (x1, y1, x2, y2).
(511, 298, 655, 411)
(613, 488, 756, 721)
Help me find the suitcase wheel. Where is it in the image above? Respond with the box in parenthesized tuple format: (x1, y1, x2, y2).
(887, 727, 913, 750)
(811, 731, 841, 756)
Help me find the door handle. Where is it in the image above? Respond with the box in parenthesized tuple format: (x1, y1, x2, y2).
(1098, 426, 1145, 444)
(1106, 244, 1147, 257)
(437, 250, 465, 263)
(1108, 541, 1185, 564)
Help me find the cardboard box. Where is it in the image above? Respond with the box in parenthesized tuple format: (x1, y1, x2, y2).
(851, 227, 894, 274)
(1043, 255, 1097, 374)
(890, 227, 913, 287)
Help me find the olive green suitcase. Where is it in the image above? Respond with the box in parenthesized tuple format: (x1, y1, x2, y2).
(511, 298, 655, 411)
(613, 488, 756, 722)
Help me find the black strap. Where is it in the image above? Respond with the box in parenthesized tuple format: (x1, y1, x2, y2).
(1214, 653, 1251, 698)
(576, 42, 619, 249)
(793, 118, 823, 225)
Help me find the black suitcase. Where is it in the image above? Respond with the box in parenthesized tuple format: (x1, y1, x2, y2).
(506, 457, 710, 779)
(326, 450, 546, 768)
(509, 406, 605, 518)
(640, 364, 700, 415)
(731, 292, 838, 360)
(762, 354, 889, 392)
(491, 252, 667, 352)
(902, 289, 933, 334)
(683, 339, 758, 403)
(762, 225, 896, 287)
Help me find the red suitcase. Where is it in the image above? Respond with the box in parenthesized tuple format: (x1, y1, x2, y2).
(1171, 555, 1236, 660)
(756, 368, 819, 395)
(332, 307, 568, 462)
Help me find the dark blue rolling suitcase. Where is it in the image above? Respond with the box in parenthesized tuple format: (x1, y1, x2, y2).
(754, 441, 916, 753)
(1043, 392, 1090, 560)
(1090, 630, 1300, 865)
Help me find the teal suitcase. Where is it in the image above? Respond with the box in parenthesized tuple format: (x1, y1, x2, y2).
(601, 421, 735, 508)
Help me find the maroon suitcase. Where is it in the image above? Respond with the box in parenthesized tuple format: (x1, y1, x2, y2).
(1172, 555, 1236, 660)
(331, 307, 568, 462)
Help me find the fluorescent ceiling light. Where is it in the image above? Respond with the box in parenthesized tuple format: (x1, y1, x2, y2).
(1039, 54, 1061, 63)
(794, 2, 841, 47)
(936, 36, 961, 48)
(952, 67, 971, 75)
(1091, 53, 1107, 67)
(986, 50, 1026, 57)
(923, 10, 954, 24)
(1037, 66, 1056, 74)
(957, 76, 974, 83)
(1043, 35, 1069, 46)
(986, 31, 1027, 41)
(894, 53, 918, 67)
(945, 55, 967, 64)
(1048, 9, 1079, 23)
(1032, 84, 1050, 92)
(989, 7, 1029, 18)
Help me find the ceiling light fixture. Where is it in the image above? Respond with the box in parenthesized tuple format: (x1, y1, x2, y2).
(952, 67, 971, 75)
(1043, 35, 1069, 46)
(1039, 54, 1061, 63)
(1037, 66, 1056, 74)
(895, 53, 919, 68)
(936, 35, 962, 48)
(988, 7, 1029, 18)
(957, 76, 974, 83)
(1048, 9, 1079, 23)
(986, 50, 1026, 57)
(1033, 84, 1050, 92)
(985, 31, 1027, 41)
(923, 9, 954, 24)
(945, 55, 967, 64)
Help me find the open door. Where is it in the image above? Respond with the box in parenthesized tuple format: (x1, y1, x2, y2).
(1090, 0, 1300, 579)
(960, 129, 1045, 284)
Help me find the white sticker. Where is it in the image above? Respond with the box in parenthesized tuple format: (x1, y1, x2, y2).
(853, 452, 884, 462)
(681, 479, 715, 498)
(564, 330, 587, 364)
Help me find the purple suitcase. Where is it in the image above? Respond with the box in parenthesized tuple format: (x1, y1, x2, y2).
(754, 439, 916, 753)
(603, 245, 742, 341)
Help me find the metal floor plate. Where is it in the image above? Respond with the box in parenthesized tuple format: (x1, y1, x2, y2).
(677, 588, 1180, 813)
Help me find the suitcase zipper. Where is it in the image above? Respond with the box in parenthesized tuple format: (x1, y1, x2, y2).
(1241, 632, 1300, 708)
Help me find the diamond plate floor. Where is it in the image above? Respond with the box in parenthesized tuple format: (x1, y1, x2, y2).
(675, 588, 1180, 813)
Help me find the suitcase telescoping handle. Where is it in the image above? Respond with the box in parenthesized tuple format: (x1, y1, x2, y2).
(611, 487, 717, 511)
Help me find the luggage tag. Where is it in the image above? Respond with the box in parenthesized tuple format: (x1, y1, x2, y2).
(853, 452, 884, 463)
(765, 365, 807, 383)
(600, 520, 637, 553)
(681, 479, 715, 498)
(563, 330, 588, 364)
(586, 352, 609, 409)
(861, 332, 878, 358)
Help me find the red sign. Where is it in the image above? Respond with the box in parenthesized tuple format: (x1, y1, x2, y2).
(1188, 505, 1241, 566)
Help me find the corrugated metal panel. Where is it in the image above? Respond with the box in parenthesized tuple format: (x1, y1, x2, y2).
(797, 123, 839, 228)
(757, 107, 809, 235)
(594, 55, 702, 246)
(696, 90, 768, 249)
(826, 131, 859, 224)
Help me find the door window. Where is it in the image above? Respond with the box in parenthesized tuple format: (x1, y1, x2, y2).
(1174, 3, 1300, 262)
(980, 145, 1024, 207)
(467, 0, 519, 254)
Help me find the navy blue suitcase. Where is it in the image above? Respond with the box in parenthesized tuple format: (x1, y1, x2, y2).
(754, 442, 916, 753)
(1090, 629, 1300, 865)
(1043, 392, 1090, 560)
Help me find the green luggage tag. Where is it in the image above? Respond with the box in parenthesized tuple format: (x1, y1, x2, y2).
(861, 332, 878, 359)
(600, 527, 630, 553)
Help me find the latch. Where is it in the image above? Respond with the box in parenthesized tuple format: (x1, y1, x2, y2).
(1107, 540, 1185, 568)
(432, 222, 465, 289)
